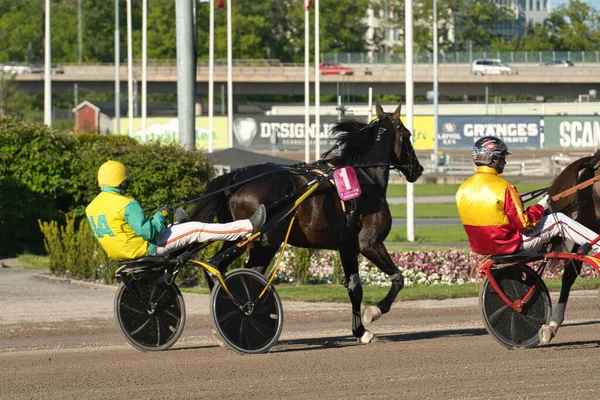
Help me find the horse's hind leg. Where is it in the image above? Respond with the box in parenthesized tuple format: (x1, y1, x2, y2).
(359, 241, 404, 325)
(339, 247, 374, 344)
(540, 259, 582, 344)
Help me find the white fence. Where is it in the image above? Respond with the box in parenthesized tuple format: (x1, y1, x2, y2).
(422, 154, 570, 177)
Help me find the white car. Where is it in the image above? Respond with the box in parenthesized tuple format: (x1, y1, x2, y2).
(471, 59, 518, 76)
(1, 62, 32, 74)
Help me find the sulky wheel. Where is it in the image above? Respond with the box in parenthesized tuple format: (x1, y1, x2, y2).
(210, 268, 283, 355)
(479, 264, 551, 349)
(115, 273, 186, 351)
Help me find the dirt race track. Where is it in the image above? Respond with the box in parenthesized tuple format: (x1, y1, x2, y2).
(2, 266, 600, 400)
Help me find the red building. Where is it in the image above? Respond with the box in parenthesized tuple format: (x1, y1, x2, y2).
(72, 101, 112, 134)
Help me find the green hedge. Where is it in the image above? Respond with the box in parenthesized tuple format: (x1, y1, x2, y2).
(0, 116, 214, 257)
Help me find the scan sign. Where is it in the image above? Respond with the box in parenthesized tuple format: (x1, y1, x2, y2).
(543, 116, 600, 149)
(437, 116, 541, 149)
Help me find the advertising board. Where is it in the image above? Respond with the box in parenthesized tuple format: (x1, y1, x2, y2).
(438, 116, 541, 149)
(117, 117, 229, 150)
(543, 116, 600, 149)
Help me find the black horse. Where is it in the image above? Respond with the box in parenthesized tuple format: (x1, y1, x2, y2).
(540, 150, 600, 343)
(190, 103, 424, 343)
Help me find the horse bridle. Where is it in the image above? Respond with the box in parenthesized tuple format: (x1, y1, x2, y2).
(319, 113, 418, 175)
(371, 113, 419, 176)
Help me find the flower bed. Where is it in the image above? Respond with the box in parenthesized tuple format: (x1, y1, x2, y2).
(273, 249, 599, 286)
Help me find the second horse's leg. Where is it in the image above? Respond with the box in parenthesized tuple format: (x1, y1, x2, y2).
(539, 260, 581, 344)
(359, 241, 404, 325)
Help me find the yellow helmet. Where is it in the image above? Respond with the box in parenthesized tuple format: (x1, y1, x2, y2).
(97, 160, 129, 188)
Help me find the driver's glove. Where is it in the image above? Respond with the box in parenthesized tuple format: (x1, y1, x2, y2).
(157, 205, 172, 218)
(537, 194, 551, 211)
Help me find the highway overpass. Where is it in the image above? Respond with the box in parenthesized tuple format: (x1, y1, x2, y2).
(13, 62, 600, 98)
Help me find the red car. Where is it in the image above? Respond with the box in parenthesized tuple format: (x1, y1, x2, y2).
(319, 62, 354, 76)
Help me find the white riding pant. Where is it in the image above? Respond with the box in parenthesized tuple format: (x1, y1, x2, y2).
(153, 220, 253, 257)
(519, 212, 600, 253)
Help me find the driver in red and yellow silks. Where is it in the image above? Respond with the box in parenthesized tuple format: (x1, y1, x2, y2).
(86, 160, 266, 261)
(456, 136, 600, 345)
(456, 136, 600, 256)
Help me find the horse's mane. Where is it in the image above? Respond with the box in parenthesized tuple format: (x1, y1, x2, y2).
(328, 118, 375, 165)
(548, 155, 598, 214)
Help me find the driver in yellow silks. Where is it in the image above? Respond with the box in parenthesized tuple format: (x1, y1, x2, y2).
(456, 136, 600, 344)
(86, 160, 266, 261)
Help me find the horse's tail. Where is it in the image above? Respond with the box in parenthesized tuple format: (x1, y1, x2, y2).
(190, 173, 234, 222)
(548, 154, 598, 214)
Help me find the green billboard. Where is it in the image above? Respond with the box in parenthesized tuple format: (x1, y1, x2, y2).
(544, 116, 600, 149)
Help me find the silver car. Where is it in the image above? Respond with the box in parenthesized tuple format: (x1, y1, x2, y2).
(471, 59, 518, 76)
(1, 62, 32, 74)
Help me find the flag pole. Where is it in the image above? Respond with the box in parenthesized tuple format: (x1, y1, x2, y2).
(405, 0, 415, 242)
(44, 0, 51, 127)
(114, 0, 120, 135)
(314, 0, 320, 160)
(227, 0, 233, 148)
(208, 0, 215, 153)
(127, 0, 133, 137)
(142, 0, 147, 142)
(304, 1, 310, 163)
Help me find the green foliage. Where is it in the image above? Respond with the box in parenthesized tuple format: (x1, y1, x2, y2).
(1, 0, 370, 65)
(374, 0, 600, 54)
(39, 217, 109, 280)
(331, 251, 345, 285)
(289, 246, 313, 285)
(38, 220, 64, 275)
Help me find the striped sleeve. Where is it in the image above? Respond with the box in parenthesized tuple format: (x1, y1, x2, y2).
(504, 185, 544, 232)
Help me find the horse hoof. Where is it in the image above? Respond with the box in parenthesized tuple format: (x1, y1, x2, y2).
(357, 330, 376, 344)
(538, 324, 557, 345)
(212, 330, 227, 348)
(361, 306, 382, 325)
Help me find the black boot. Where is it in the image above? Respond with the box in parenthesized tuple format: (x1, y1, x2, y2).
(249, 204, 266, 233)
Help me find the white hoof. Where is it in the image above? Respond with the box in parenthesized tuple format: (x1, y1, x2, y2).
(538, 324, 557, 345)
(212, 330, 226, 348)
(361, 306, 382, 325)
(358, 330, 376, 344)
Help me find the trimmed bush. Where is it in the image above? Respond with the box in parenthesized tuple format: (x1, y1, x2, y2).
(39, 217, 109, 280)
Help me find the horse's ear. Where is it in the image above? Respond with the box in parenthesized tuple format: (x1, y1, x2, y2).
(375, 103, 384, 117)
(393, 104, 402, 118)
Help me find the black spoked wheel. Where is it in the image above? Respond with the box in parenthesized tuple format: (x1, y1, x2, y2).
(115, 273, 186, 351)
(479, 264, 551, 349)
(210, 269, 283, 355)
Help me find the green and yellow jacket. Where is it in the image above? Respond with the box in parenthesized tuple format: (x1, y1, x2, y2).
(85, 187, 166, 260)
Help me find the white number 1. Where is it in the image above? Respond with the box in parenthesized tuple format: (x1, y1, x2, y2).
(339, 167, 351, 190)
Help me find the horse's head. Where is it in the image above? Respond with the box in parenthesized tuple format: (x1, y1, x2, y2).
(375, 103, 424, 183)
(329, 103, 423, 184)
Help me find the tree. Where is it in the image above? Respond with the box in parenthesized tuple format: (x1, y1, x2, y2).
(197, 0, 370, 62)
(544, 0, 600, 51)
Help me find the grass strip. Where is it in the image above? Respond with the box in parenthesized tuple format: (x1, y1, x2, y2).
(14, 253, 50, 269)
(184, 278, 600, 304)
(386, 225, 468, 242)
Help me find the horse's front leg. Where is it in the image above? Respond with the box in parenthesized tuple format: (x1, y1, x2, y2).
(359, 240, 404, 326)
(540, 259, 581, 344)
(339, 247, 375, 344)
